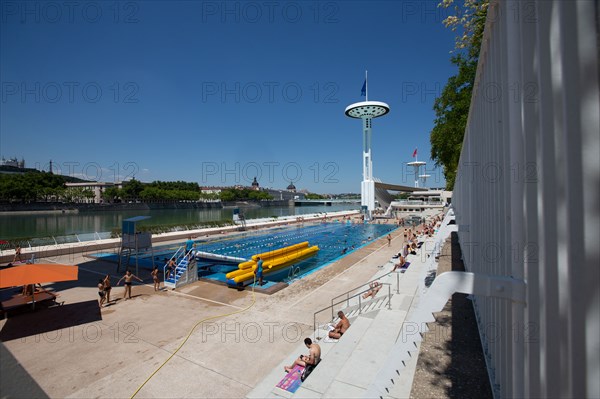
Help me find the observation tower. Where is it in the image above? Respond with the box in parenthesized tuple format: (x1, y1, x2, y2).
(345, 72, 389, 219)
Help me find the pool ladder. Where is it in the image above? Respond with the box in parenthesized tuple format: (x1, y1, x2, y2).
(287, 266, 301, 281)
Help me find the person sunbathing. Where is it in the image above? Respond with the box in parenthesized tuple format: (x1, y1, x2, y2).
(283, 338, 321, 373)
(392, 256, 407, 271)
(328, 311, 350, 339)
(362, 281, 382, 299)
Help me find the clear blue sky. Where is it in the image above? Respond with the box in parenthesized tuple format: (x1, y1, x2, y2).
(1, 0, 458, 193)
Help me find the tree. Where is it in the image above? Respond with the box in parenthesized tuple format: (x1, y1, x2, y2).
(0, 172, 66, 202)
(121, 178, 144, 200)
(430, 0, 488, 190)
(102, 187, 122, 203)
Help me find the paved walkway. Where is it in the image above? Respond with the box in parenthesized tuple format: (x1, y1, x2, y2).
(1, 220, 413, 398)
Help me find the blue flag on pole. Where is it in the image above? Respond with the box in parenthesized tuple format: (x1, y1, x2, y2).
(361, 80, 366, 97)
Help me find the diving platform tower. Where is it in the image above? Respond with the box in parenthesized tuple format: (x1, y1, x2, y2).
(345, 72, 390, 219)
(407, 161, 426, 187)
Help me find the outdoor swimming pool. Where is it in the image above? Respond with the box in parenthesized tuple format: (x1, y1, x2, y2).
(92, 222, 397, 286)
(194, 222, 397, 284)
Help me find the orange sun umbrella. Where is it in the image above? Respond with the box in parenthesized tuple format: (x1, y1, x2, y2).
(0, 263, 79, 289)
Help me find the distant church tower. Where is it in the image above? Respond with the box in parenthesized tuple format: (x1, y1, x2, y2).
(251, 177, 260, 190)
(287, 181, 296, 192)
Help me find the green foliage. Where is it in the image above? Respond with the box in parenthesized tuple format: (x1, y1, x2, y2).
(120, 178, 145, 200)
(0, 172, 66, 202)
(63, 187, 95, 203)
(430, 0, 488, 190)
(394, 192, 411, 200)
(219, 188, 273, 201)
(146, 180, 200, 191)
(102, 187, 122, 202)
(109, 220, 235, 238)
(305, 193, 326, 200)
(430, 53, 478, 189)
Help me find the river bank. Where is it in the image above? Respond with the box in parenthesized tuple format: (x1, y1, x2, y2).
(0, 201, 296, 214)
(0, 210, 362, 264)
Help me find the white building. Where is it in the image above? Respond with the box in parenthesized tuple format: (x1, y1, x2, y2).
(64, 182, 120, 203)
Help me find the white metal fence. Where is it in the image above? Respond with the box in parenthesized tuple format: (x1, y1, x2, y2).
(452, 0, 599, 397)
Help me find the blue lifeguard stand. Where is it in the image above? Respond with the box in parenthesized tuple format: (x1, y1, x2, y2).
(233, 208, 247, 231)
(118, 216, 154, 275)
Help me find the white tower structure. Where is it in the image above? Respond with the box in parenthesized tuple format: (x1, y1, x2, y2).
(419, 174, 431, 187)
(407, 161, 426, 187)
(407, 149, 426, 188)
(345, 72, 389, 219)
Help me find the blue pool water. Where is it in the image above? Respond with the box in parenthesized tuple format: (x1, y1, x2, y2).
(94, 222, 397, 285)
(194, 222, 397, 284)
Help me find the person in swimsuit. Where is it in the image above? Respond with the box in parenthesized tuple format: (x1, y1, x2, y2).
(167, 258, 176, 279)
(255, 257, 264, 286)
(117, 270, 143, 299)
(328, 311, 350, 339)
(362, 281, 382, 299)
(98, 279, 106, 307)
(185, 236, 195, 259)
(103, 274, 112, 304)
(13, 245, 23, 263)
(284, 338, 321, 373)
(151, 266, 160, 291)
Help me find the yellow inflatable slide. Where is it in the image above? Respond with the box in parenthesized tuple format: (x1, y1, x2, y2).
(225, 241, 319, 285)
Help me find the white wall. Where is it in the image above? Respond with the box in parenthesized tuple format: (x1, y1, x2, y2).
(452, 1, 599, 397)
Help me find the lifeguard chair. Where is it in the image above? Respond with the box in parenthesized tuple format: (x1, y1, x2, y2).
(118, 216, 154, 275)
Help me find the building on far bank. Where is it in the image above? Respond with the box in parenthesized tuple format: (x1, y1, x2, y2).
(0, 157, 25, 169)
(200, 183, 305, 201)
(64, 182, 120, 203)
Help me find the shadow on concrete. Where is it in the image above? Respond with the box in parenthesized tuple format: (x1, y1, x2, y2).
(0, 341, 49, 398)
(0, 300, 101, 342)
(411, 232, 493, 398)
(447, 231, 493, 398)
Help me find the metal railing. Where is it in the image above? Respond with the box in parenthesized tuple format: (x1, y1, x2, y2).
(330, 268, 404, 310)
(313, 282, 393, 337)
(163, 246, 185, 284)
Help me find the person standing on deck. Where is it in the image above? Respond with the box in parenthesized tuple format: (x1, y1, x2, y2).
(13, 245, 23, 263)
(185, 236, 194, 259)
(151, 266, 160, 291)
(103, 274, 112, 304)
(255, 257, 264, 286)
(117, 270, 143, 300)
(98, 279, 106, 307)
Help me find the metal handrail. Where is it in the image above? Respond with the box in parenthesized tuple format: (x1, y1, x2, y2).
(330, 265, 405, 309)
(313, 283, 392, 337)
(163, 246, 185, 284)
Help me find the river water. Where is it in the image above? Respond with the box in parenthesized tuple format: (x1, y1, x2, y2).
(0, 204, 360, 240)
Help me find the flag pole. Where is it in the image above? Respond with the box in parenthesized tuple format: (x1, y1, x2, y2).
(365, 70, 368, 101)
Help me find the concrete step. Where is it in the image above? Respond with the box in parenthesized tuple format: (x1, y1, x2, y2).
(292, 316, 374, 398)
(246, 328, 339, 399)
(320, 299, 412, 398)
